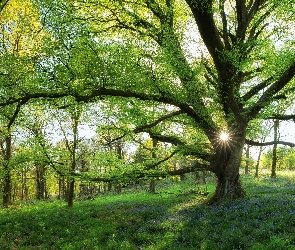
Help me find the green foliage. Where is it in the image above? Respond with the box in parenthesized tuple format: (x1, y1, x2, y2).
(2, 0, 295, 206)
(261, 147, 295, 170)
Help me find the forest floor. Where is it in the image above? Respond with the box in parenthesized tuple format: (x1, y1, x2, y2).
(1, 170, 295, 249)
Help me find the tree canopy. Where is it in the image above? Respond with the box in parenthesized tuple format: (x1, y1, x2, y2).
(1, 0, 295, 205)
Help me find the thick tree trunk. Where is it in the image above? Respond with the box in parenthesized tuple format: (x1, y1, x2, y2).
(210, 170, 245, 203)
(209, 127, 246, 203)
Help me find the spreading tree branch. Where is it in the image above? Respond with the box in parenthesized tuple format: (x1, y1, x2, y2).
(242, 76, 273, 102)
(148, 131, 185, 146)
(144, 150, 178, 170)
(236, 0, 247, 40)
(167, 162, 209, 175)
(245, 139, 295, 147)
(265, 115, 295, 121)
(247, 60, 295, 119)
(185, 0, 224, 71)
(134, 110, 184, 133)
(0, 0, 9, 13)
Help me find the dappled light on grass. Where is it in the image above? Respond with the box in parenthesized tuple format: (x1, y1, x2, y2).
(1, 173, 295, 249)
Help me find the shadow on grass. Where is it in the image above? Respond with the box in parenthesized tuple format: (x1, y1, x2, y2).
(1, 175, 295, 249)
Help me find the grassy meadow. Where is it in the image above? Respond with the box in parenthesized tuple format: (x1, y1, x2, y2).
(1, 171, 295, 249)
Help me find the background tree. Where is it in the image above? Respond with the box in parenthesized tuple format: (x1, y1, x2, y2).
(0, 0, 49, 206)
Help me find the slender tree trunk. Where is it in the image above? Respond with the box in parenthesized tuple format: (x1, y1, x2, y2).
(149, 138, 158, 193)
(255, 146, 263, 178)
(245, 144, 250, 174)
(68, 175, 75, 206)
(108, 182, 112, 191)
(2, 135, 12, 207)
(68, 151, 76, 206)
(68, 117, 79, 207)
(114, 183, 121, 195)
(149, 180, 155, 193)
(58, 176, 67, 200)
(21, 167, 25, 200)
(271, 119, 279, 178)
(202, 171, 207, 184)
(58, 177, 62, 199)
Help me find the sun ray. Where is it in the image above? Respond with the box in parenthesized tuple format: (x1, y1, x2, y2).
(220, 132, 229, 141)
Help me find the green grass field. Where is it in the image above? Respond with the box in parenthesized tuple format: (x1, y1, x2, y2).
(1, 171, 295, 249)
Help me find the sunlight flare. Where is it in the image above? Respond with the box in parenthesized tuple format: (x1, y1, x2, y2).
(220, 132, 229, 141)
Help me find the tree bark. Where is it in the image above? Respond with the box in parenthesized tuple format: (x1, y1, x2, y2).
(36, 163, 46, 200)
(245, 144, 250, 174)
(149, 138, 158, 193)
(21, 166, 28, 200)
(2, 135, 12, 207)
(209, 126, 246, 203)
(67, 109, 80, 207)
(255, 146, 263, 178)
(68, 137, 77, 206)
(149, 180, 156, 193)
(271, 119, 279, 178)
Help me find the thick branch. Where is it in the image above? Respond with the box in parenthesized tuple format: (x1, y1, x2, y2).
(7, 101, 24, 129)
(134, 110, 184, 133)
(220, 0, 230, 49)
(185, 0, 224, 71)
(236, 0, 247, 40)
(246, 139, 295, 147)
(89, 161, 209, 183)
(242, 76, 273, 102)
(148, 131, 185, 146)
(247, 61, 295, 119)
(265, 115, 295, 121)
(0, 92, 69, 107)
(144, 0, 164, 19)
(0, 86, 216, 140)
(167, 161, 209, 175)
(144, 150, 178, 170)
(0, 0, 9, 13)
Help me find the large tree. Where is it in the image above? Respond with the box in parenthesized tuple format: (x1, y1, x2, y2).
(2, 0, 295, 203)
(65, 0, 295, 202)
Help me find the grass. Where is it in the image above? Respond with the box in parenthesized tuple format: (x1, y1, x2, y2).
(1, 171, 295, 249)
